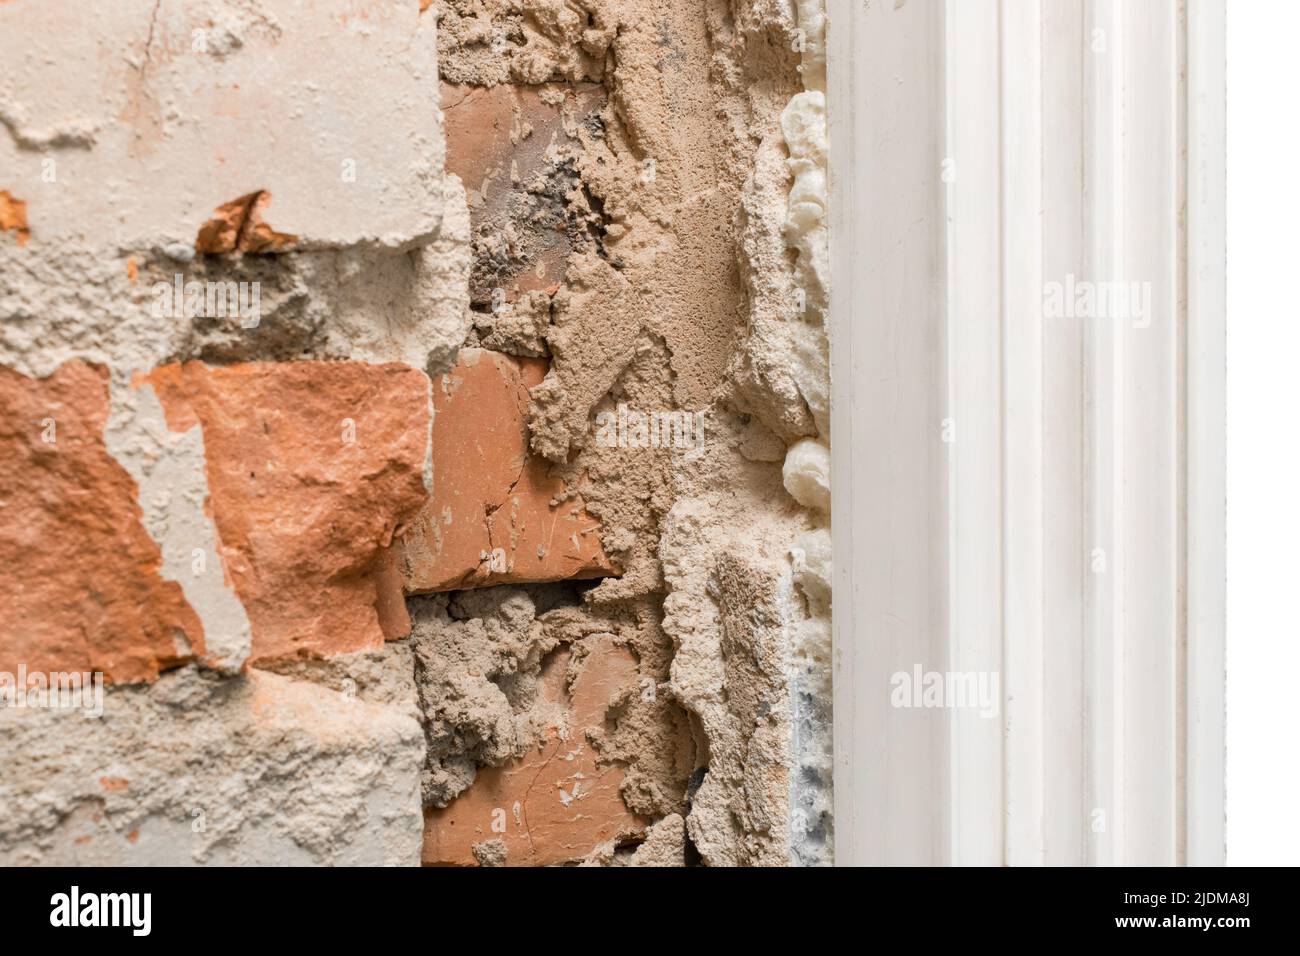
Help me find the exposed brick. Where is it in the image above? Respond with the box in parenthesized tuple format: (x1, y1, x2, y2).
(194, 191, 297, 255)
(399, 348, 613, 592)
(0, 361, 205, 684)
(423, 634, 644, 866)
(0, 190, 29, 245)
(441, 82, 604, 305)
(143, 361, 430, 666)
(372, 545, 412, 640)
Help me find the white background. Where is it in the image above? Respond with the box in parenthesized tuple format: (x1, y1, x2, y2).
(1226, 0, 1300, 866)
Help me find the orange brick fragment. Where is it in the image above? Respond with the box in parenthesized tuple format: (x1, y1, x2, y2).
(0, 361, 204, 683)
(399, 349, 614, 592)
(0, 190, 29, 245)
(372, 545, 412, 640)
(194, 190, 296, 254)
(423, 635, 644, 866)
(143, 361, 430, 665)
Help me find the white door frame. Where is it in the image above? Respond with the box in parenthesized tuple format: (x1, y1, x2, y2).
(827, 0, 1225, 866)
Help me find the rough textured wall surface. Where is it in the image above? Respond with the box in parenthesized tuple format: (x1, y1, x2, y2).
(428, 0, 831, 866)
(399, 348, 614, 592)
(779, 0, 833, 868)
(0, 0, 460, 866)
(2, 0, 830, 867)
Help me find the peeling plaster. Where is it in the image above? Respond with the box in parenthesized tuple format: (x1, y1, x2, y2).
(105, 375, 253, 675)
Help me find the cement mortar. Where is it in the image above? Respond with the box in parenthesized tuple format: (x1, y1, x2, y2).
(433, 0, 831, 866)
(409, 583, 693, 820)
(0, 0, 466, 866)
(1, 0, 834, 867)
(0, 665, 424, 866)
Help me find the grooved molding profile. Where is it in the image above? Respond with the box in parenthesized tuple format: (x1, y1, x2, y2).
(828, 0, 1225, 865)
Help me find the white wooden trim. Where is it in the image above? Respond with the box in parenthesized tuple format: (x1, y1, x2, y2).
(999, 0, 1046, 868)
(828, 0, 1226, 866)
(1184, 0, 1227, 868)
(945, 0, 1005, 867)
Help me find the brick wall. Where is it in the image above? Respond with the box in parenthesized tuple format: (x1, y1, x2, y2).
(0, 0, 829, 867)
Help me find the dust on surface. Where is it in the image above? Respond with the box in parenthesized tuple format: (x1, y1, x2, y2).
(429, 0, 827, 865)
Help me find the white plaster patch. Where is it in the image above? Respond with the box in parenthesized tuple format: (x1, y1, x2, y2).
(0, 0, 443, 250)
(105, 373, 252, 674)
(0, 666, 424, 866)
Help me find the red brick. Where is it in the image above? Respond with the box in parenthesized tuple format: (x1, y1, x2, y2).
(423, 635, 644, 866)
(0, 361, 205, 683)
(194, 191, 296, 255)
(0, 190, 29, 245)
(441, 82, 604, 305)
(398, 348, 613, 592)
(372, 545, 412, 640)
(144, 361, 430, 665)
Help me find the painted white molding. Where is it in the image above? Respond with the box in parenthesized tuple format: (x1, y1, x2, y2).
(828, 0, 1225, 866)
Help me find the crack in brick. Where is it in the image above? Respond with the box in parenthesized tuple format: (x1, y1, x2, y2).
(400, 349, 614, 593)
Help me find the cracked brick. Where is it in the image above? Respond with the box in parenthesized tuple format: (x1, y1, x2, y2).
(399, 348, 615, 592)
(144, 360, 431, 665)
(194, 191, 297, 255)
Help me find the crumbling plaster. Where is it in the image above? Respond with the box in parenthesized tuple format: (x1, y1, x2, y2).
(1, 0, 833, 867)
(0, 0, 464, 865)
(431, 0, 832, 865)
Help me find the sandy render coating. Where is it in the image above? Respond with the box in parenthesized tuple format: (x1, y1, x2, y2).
(581, 812, 687, 866)
(422, 630, 646, 865)
(411, 587, 569, 807)
(410, 584, 693, 824)
(432, 0, 831, 865)
(3, 0, 831, 866)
